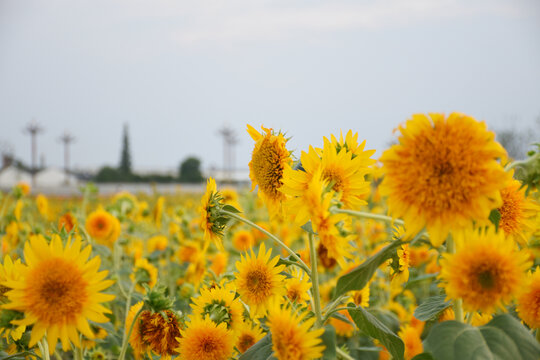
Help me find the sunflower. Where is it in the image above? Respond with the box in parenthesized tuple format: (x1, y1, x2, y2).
(498, 178, 540, 245)
(390, 244, 410, 287)
(351, 283, 370, 308)
(330, 130, 377, 159)
(267, 302, 325, 360)
(85, 208, 121, 247)
(516, 268, 540, 328)
(126, 302, 149, 359)
(199, 177, 226, 251)
(131, 258, 158, 293)
(236, 320, 264, 354)
(234, 243, 286, 318)
(380, 113, 509, 247)
(247, 124, 292, 218)
(147, 235, 168, 252)
(398, 326, 423, 360)
(232, 230, 256, 252)
(0, 255, 26, 341)
(58, 212, 77, 233)
(2, 234, 115, 353)
(153, 196, 165, 227)
(35, 194, 49, 218)
(177, 316, 235, 360)
(190, 281, 244, 334)
(210, 252, 229, 277)
(285, 268, 311, 304)
(439, 228, 531, 313)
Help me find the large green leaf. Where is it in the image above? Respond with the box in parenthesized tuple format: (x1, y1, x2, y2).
(238, 333, 274, 360)
(424, 314, 540, 360)
(321, 325, 337, 360)
(413, 295, 451, 321)
(334, 241, 402, 298)
(348, 305, 404, 360)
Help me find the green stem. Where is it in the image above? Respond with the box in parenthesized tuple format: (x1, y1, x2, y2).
(37, 338, 51, 360)
(221, 210, 311, 276)
(331, 207, 405, 226)
(121, 281, 137, 349)
(336, 347, 355, 360)
(505, 152, 540, 171)
(322, 295, 347, 323)
(308, 233, 323, 328)
(536, 328, 540, 343)
(118, 307, 144, 360)
(113, 241, 128, 299)
(322, 307, 357, 325)
(447, 237, 464, 323)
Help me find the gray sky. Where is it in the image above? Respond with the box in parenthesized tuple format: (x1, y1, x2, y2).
(1, 0, 539, 172)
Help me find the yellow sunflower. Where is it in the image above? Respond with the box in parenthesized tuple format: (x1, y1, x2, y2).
(234, 243, 286, 318)
(35, 194, 49, 218)
(147, 235, 168, 252)
(398, 326, 423, 360)
(126, 302, 149, 359)
(131, 258, 158, 293)
(439, 228, 531, 313)
(247, 124, 292, 218)
(85, 208, 121, 247)
(267, 302, 325, 360)
(285, 268, 311, 304)
(58, 212, 77, 233)
(330, 130, 377, 159)
(0, 255, 26, 341)
(2, 234, 115, 353)
(232, 229, 256, 252)
(380, 113, 509, 247)
(516, 268, 540, 328)
(177, 316, 235, 360)
(498, 178, 540, 245)
(199, 177, 226, 251)
(236, 320, 264, 354)
(190, 281, 244, 334)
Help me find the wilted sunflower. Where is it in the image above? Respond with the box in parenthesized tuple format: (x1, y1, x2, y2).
(199, 177, 226, 251)
(267, 302, 325, 360)
(177, 316, 235, 360)
(236, 320, 264, 354)
(516, 268, 540, 329)
(247, 124, 292, 218)
(85, 207, 121, 247)
(380, 113, 509, 247)
(498, 178, 540, 245)
(3, 234, 115, 353)
(190, 281, 244, 334)
(439, 228, 531, 314)
(234, 243, 286, 318)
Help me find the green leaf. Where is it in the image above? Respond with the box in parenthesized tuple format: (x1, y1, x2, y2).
(348, 305, 404, 360)
(413, 295, 451, 321)
(424, 314, 540, 360)
(411, 353, 435, 360)
(222, 204, 241, 214)
(276, 254, 300, 267)
(301, 221, 317, 235)
(321, 325, 337, 360)
(238, 333, 274, 360)
(333, 241, 402, 298)
(488, 209, 501, 231)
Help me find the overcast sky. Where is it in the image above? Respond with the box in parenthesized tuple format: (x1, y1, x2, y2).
(1, 0, 539, 172)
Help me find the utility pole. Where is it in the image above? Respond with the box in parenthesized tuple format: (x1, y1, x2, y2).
(23, 119, 44, 188)
(218, 125, 238, 183)
(58, 131, 76, 184)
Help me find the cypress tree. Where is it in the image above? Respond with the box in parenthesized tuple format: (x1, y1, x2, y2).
(119, 123, 132, 175)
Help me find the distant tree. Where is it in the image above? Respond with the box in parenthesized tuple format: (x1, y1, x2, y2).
(178, 157, 204, 183)
(119, 123, 132, 175)
(95, 166, 122, 182)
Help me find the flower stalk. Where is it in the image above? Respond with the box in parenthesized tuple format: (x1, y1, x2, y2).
(446, 237, 464, 323)
(330, 207, 404, 226)
(308, 233, 323, 328)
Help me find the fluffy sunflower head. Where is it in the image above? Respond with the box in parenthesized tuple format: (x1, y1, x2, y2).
(177, 316, 235, 360)
(498, 178, 540, 245)
(380, 113, 509, 247)
(199, 177, 227, 251)
(267, 302, 325, 360)
(516, 268, 540, 329)
(190, 281, 244, 334)
(439, 228, 531, 314)
(234, 243, 286, 318)
(2, 234, 115, 353)
(85, 208, 121, 247)
(247, 124, 292, 218)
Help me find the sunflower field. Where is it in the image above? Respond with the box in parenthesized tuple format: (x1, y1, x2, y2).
(1, 113, 540, 360)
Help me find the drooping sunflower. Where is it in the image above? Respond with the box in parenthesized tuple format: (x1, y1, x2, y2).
(234, 243, 286, 318)
(516, 268, 540, 328)
(2, 234, 115, 353)
(247, 124, 292, 218)
(190, 281, 244, 334)
(85, 208, 121, 247)
(235, 320, 264, 354)
(177, 316, 235, 360)
(498, 178, 540, 245)
(199, 177, 226, 251)
(380, 113, 509, 247)
(439, 228, 531, 314)
(267, 302, 325, 360)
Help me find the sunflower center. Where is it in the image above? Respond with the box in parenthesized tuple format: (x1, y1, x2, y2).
(323, 168, 344, 193)
(202, 337, 217, 353)
(246, 269, 271, 295)
(477, 270, 496, 289)
(251, 139, 285, 197)
(27, 258, 88, 325)
(287, 288, 301, 302)
(238, 334, 256, 353)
